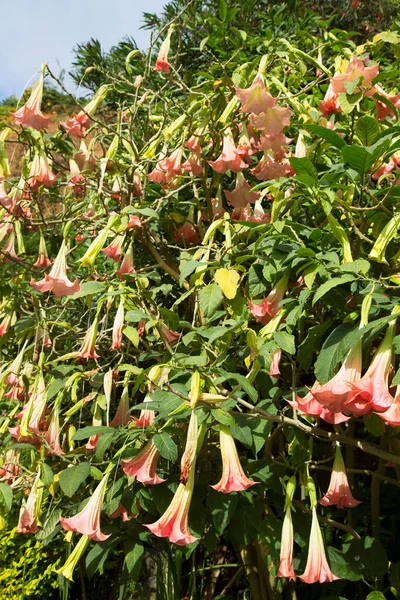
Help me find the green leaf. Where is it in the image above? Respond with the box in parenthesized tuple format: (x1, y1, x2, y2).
(212, 408, 236, 426)
(306, 124, 345, 149)
(341, 145, 374, 176)
(327, 547, 362, 581)
(366, 593, 386, 600)
(338, 91, 362, 114)
(125, 309, 148, 323)
(248, 264, 268, 296)
(363, 413, 386, 437)
(199, 283, 224, 319)
(0, 482, 13, 513)
(338, 258, 370, 274)
(72, 426, 114, 441)
(198, 326, 229, 344)
(312, 274, 355, 305)
(124, 542, 144, 579)
(289, 157, 318, 181)
(393, 367, 400, 385)
(346, 536, 388, 579)
(153, 432, 178, 462)
(218, 0, 227, 20)
(66, 281, 105, 300)
(208, 490, 238, 535)
(40, 463, 54, 487)
(94, 432, 115, 461)
(356, 116, 380, 146)
(298, 321, 333, 372)
(123, 326, 139, 348)
(218, 370, 258, 403)
(273, 331, 295, 354)
(59, 462, 91, 498)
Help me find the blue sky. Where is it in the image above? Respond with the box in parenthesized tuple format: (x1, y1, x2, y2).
(0, 0, 166, 100)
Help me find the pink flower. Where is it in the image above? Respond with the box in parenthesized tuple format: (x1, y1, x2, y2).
(378, 385, 400, 426)
(235, 74, 276, 114)
(251, 153, 293, 180)
(0, 313, 13, 336)
(289, 392, 350, 424)
(44, 401, 64, 455)
(17, 471, 42, 534)
(61, 112, 90, 137)
(249, 274, 289, 324)
(122, 439, 165, 484)
(102, 235, 125, 262)
(248, 200, 270, 224)
(250, 106, 291, 135)
(60, 473, 110, 542)
(211, 425, 257, 493)
(185, 135, 201, 153)
(116, 245, 135, 278)
(77, 317, 100, 360)
(0, 449, 20, 483)
(299, 507, 339, 583)
(277, 507, 296, 580)
(19, 373, 47, 437)
(28, 152, 58, 191)
(110, 503, 137, 522)
(33, 235, 52, 268)
(345, 323, 395, 416)
(173, 222, 200, 244)
(320, 445, 361, 508)
(182, 152, 203, 175)
(224, 172, 260, 209)
(30, 240, 80, 297)
(111, 298, 124, 350)
(269, 347, 282, 377)
(208, 129, 247, 173)
(310, 341, 362, 414)
(319, 83, 342, 116)
(330, 56, 379, 96)
(110, 387, 131, 427)
(145, 466, 198, 545)
(155, 27, 173, 73)
(134, 408, 155, 428)
(126, 215, 142, 231)
(257, 133, 292, 159)
(13, 75, 50, 130)
(161, 324, 181, 345)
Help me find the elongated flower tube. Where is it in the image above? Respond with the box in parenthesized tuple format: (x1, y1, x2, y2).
(61, 113, 90, 138)
(155, 26, 174, 73)
(86, 402, 102, 450)
(30, 240, 80, 297)
(19, 372, 47, 437)
(320, 444, 360, 508)
(208, 129, 247, 173)
(212, 425, 257, 493)
(0, 313, 13, 336)
(0, 449, 20, 482)
(60, 473, 110, 542)
(45, 395, 64, 455)
(249, 273, 289, 325)
(122, 439, 165, 484)
(102, 235, 125, 263)
(299, 477, 339, 584)
(28, 151, 58, 190)
(269, 347, 282, 377)
(345, 309, 400, 416)
(13, 68, 50, 130)
(110, 385, 130, 427)
(311, 340, 362, 414)
(111, 298, 124, 350)
(17, 470, 43, 533)
(145, 461, 198, 545)
(116, 245, 135, 277)
(79, 228, 109, 268)
(277, 475, 297, 580)
(225, 172, 260, 209)
(55, 535, 90, 581)
(77, 317, 100, 360)
(34, 235, 52, 268)
(180, 409, 198, 484)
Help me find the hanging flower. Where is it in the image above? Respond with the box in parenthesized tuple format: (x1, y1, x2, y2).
(28, 152, 58, 191)
(182, 152, 203, 175)
(211, 425, 257, 493)
(116, 246, 135, 277)
(111, 298, 124, 350)
(60, 473, 110, 542)
(61, 113, 90, 137)
(378, 385, 400, 426)
(102, 235, 125, 263)
(76, 317, 100, 360)
(224, 172, 260, 209)
(55, 535, 90, 581)
(173, 222, 200, 244)
(269, 347, 282, 377)
(299, 506, 339, 583)
(44, 397, 64, 455)
(289, 392, 350, 424)
(249, 273, 289, 325)
(13, 71, 50, 130)
(320, 445, 361, 508)
(33, 235, 52, 268)
(0, 449, 20, 483)
(17, 470, 43, 534)
(30, 240, 80, 297)
(155, 26, 174, 73)
(110, 386, 131, 427)
(208, 129, 247, 173)
(235, 74, 276, 114)
(122, 439, 165, 484)
(277, 475, 297, 581)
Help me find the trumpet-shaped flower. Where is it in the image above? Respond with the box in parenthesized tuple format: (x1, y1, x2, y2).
(77, 317, 100, 360)
(182, 152, 203, 175)
(235, 74, 276, 114)
(17, 470, 42, 533)
(110, 386, 131, 427)
(299, 507, 339, 583)
(116, 246, 135, 278)
(102, 235, 125, 263)
(111, 298, 124, 350)
(61, 113, 90, 137)
(269, 347, 282, 377)
(277, 506, 296, 580)
(134, 407, 155, 428)
(44, 398, 64, 455)
(250, 105, 291, 135)
(311, 341, 362, 413)
(60, 473, 110, 542)
(145, 464, 198, 545)
(28, 152, 58, 191)
(378, 385, 400, 426)
(289, 392, 350, 424)
(320, 445, 360, 508)
(251, 153, 293, 180)
(155, 26, 173, 73)
(0, 449, 20, 482)
(212, 425, 257, 493)
(208, 130, 247, 173)
(173, 222, 200, 244)
(30, 240, 80, 297)
(249, 274, 289, 325)
(121, 439, 165, 484)
(225, 172, 260, 209)
(34, 235, 52, 268)
(13, 75, 50, 130)
(330, 56, 379, 95)
(55, 535, 90, 581)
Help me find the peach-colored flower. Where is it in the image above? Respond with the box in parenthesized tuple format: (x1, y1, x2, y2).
(320, 445, 360, 508)
(61, 112, 90, 137)
(184, 135, 201, 153)
(330, 56, 379, 96)
(110, 503, 137, 521)
(134, 407, 155, 428)
(155, 27, 173, 73)
(182, 152, 203, 175)
(60, 473, 110, 542)
(33, 235, 52, 268)
(311, 341, 362, 414)
(145, 465, 198, 545)
(257, 133, 292, 159)
(211, 425, 257, 493)
(19, 372, 47, 437)
(13, 75, 50, 130)
(77, 317, 100, 360)
(154, 147, 183, 180)
(30, 240, 80, 297)
(249, 274, 289, 325)
(126, 215, 142, 230)
(44, 399, 64, 455)
(236, 74, 276, 114)
(250, 105, 291, 135)
(28, 152, 58, 191)
(0, 449, 20, 483)
(319, 83, 342, 116)
(102, 235, 125, 262)
(345, 323, 395, 416)
(161, 324, 181, 345)
(116, 245, 135, 277)
(17, 471, 42, 533)
(378, 385, 400, 426)
(208, 129, 247, 173)
(110, 386, 131, 427)
(0, 314, 13, 336)
(173, 222, 200, 244)
(122, 439, 165, 484)
(224, 172, 260, 209)
(299, 507, 339, 583)
(111, 298, 124, 351)
(289, 392, 350, 424)
(251, 153, 293, 180)
(277, 506, 296, 580)
(269, 347, 282, 377)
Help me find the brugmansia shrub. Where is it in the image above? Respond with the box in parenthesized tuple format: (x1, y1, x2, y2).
(2, 3, 400, 598)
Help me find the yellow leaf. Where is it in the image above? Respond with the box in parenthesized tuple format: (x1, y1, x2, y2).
(214, 268, 240, 300)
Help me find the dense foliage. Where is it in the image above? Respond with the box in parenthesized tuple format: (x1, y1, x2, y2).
(2, 1, 400, 599)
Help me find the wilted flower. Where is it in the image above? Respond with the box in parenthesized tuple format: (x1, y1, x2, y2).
(30, 240, 80, 297)
(320, 445, 361, 508)
(122, 439, 165, 484)
(60, 473, 110, 542)
(211, 425, 257, 493)
(13, 71, 50, 130)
